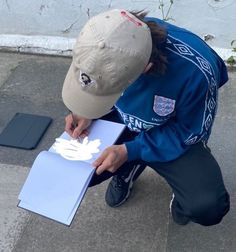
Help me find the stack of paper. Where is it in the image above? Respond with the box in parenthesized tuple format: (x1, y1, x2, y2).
(18, 119, 125, 226)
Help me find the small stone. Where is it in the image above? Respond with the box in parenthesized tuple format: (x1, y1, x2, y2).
(203, 34, 215, 41)
(98, 41, 105, 49)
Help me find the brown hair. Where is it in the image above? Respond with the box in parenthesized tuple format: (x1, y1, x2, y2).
(131, 11, 167, 75)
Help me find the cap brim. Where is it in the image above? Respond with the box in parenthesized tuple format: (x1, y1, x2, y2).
(62, 64, 121, 119)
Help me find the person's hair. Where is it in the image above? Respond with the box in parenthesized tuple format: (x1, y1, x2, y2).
(131, 10, 167, 75)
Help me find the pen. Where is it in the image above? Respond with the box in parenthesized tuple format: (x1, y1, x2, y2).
(70, 111, 83, 142)
(70, 111, 78, 129)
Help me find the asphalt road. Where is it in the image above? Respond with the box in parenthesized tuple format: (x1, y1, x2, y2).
(0, 52, 235, 252)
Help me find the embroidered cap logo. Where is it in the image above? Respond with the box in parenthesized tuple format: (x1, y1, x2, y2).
(79, 71, 96, 87)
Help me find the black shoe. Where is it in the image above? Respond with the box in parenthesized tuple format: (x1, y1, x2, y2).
(170, 194, 190, 225)
(105, 164, 143, 207)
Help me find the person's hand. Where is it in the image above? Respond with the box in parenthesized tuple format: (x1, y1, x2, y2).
(65, 113, 92, 139)
(92, 144, 128, 175)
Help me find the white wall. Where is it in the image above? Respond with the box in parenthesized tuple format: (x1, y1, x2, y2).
(0, 0, 235, 48)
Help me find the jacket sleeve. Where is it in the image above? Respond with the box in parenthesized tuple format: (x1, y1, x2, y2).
(125, 74, 216, 162)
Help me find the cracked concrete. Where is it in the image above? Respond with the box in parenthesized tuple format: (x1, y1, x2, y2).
(0, 1, 235, 47)
(61, 19, 80, 34)
(0, 164, 30, 252)
(0, 53, 27, 88)
(4, 0, 10, 11)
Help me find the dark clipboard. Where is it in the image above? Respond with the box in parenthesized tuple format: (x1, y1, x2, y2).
(0, 113, 52, 150)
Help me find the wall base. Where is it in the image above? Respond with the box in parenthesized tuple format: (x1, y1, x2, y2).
(0, 34, 235, 63)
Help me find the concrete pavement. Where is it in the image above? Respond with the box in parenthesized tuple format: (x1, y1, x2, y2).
(0, 52, 235, 252)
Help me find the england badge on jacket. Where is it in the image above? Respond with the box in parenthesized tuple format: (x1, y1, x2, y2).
(153, 95, 176, 116)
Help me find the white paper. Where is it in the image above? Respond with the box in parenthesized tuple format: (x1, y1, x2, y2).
(18, 151, 95, 222)
(18, 119, 125, 225)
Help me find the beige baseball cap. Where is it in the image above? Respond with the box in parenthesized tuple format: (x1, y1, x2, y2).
(62, 9, 152, 119)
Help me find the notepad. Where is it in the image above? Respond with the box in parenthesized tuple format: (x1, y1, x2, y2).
(18, 119, 125, 226)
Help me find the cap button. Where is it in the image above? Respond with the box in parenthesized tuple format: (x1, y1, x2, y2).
(98, 41, 105, 49)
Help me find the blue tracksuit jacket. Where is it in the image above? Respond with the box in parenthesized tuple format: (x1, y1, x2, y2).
(115, 17, 228, 162)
